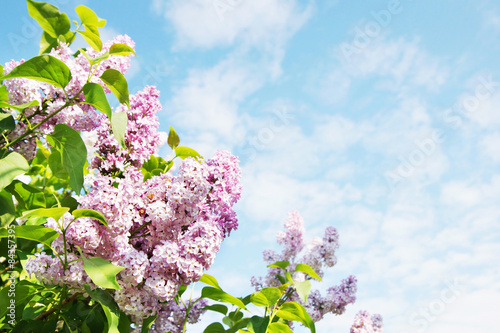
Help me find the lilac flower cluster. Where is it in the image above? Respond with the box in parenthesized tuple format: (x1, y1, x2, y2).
(2, 35, 135, 160)
(350, 311, 384, 333)
(149, 298, 208, 333)
(25, 84, 242, 324)
(305, 275, 357, 321)
(251, 211, 357, 322)
(90, 86, 165, 174)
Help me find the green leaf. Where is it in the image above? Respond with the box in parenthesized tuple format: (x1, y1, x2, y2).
(247, 316, 269, 333)
(47, 124, 87, 193)
(72, 208, 108, 227)
(0, 151, 29, 192)
(0, 225, 59, 250)
(0, 85, 9, 101)
(250, 287, 282, 308)
(39, 31, 57, 54)
(292, 280, 311, 304)
(82, 82, 112, 118)
(142, 155, 158, 172)
(63, 302, 105, 333)
(267, 260, 290, 271)
(204, 304, 228, 315)
(275, 302, 315, 333)
(39, 30, 75, 54)
(0, 280, 42, 319)
(77, 28, 102, 52)
(203, 322, 226, 333)
(61, 195, 79, 212)
(294, 264, 322, 281)
(268, 323, 293, 333)
(84, 285, 122, 333)
(201, 287, 246, 309)
(48, 149, 69, 179)
(118, 312, 131, 333)
(109, 43, 136, 56)
(79, 48, 109, 66)
(75, 5, 106, 27)
(168, 126, 180, 149)
(200, 274, 222, 290)
(111, 111, 128, 149)
(0, 112, 15, 131)
(175, 146, 202, 160)
(78, 247, 124, 290)
(141, 156, 172, 179)
(6, 180, 46, 211)
(100, 69, 130, 108)
(141, 314, 157, 333)
(0, 100, 39, 112)
(0, 189, 15, 228)
(27, 0, 71, 38)
(2, 55, 72, 89)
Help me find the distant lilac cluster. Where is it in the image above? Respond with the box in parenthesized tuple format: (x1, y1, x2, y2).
(350, 311, 384, 333)
(149, 299, 208, 333)
(305, 275, 357, 321)
(250, 211, 357, 323)
(2, 35, 135, 160)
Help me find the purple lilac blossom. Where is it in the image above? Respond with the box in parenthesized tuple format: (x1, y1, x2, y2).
(251, 211, 357, 324)
(26, 151, 241, 323)
(350, 310, 384, 333)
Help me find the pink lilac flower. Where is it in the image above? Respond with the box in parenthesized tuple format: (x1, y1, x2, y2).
(27, 152, 241, 323)
(91, 86, 164, 174)
(350, 311, 384, 333)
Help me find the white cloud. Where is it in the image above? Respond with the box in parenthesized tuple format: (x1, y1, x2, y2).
(339, 37, 449, 92)
(463, 89, 500, 128)
(166, 56, 264, 154)
(479, 131, 500, 163)
(440, 175, 500, 208)
(153, 0, 313, 51)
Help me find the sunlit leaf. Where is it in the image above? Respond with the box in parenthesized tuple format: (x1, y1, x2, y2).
(2, 55, 72, 89)
(82, 82, 112, 118)
(294, 263, 322, 281)
(275, 302, 315, 333)
(27, 0, 70, 38)
(109, 43, 135, 56)
(72, 208, 108, 227)
(111, 111, 128, 149)
(75, 5, 106, 27)
(201, 287, 246, 309)
(0, 151, 29, 191)
(175, 146, 201, 160)
(100, 69, 129, 108)
(0, 225, 59, 251)
(200, 274, 222, 290)
(79, 248, 124, 290)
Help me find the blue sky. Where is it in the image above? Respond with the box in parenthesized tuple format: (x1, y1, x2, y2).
(2, 0, 500, 332)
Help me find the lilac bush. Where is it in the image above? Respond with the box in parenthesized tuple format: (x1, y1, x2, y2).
(0, 2, 383, 333)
